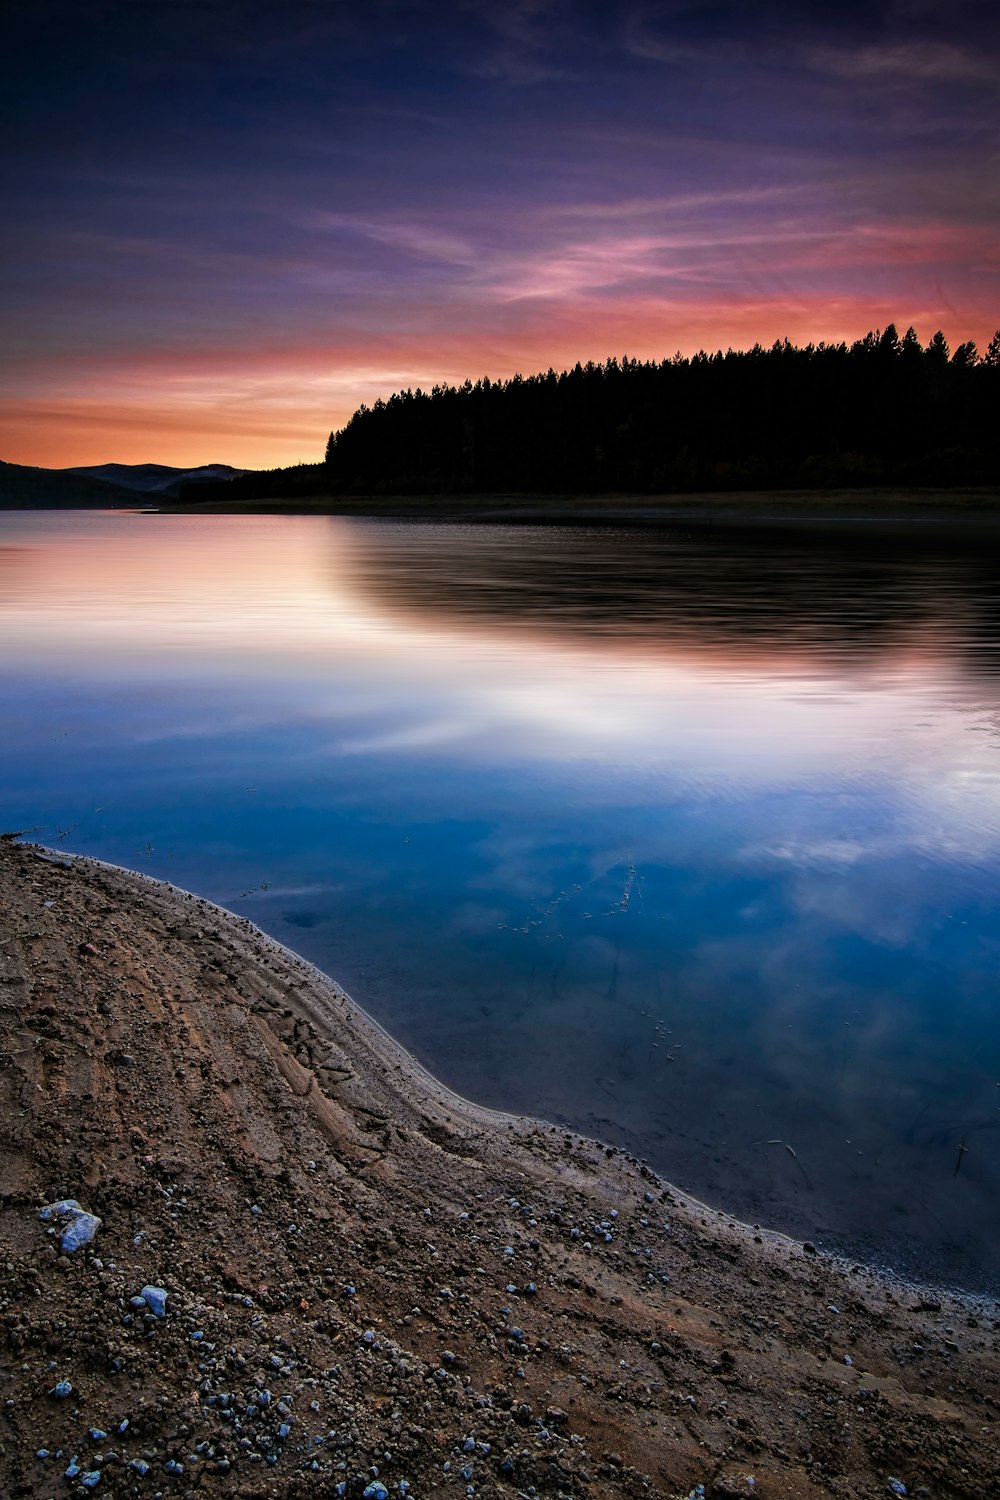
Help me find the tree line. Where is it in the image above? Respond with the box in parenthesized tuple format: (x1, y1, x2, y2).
(181, 326, 1000, 501)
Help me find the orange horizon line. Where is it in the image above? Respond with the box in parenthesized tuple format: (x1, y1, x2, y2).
(5, 320, 998, 470)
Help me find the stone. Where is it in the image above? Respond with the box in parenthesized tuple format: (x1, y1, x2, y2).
(139, 1284, 168, 1317)
(39, 1199, 102, 1253)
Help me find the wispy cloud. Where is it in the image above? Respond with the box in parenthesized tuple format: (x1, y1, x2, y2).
(621, 1, 783, 70)
(459, 0, 570, 85)
(538, 184, 814, 223)
(811, 39, 1000, 84)
(303, 211, 477, 267)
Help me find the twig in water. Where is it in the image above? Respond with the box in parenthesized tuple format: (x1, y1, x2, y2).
(784, 1142, 814, 1191)
(764, 1139, 814, 1191)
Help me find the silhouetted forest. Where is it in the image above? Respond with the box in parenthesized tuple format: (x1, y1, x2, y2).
(177, 462, 326, 505)
(181, 326, 1000, 502)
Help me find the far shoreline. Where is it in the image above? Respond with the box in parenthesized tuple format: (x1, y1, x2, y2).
(146, 484, 1000, 536)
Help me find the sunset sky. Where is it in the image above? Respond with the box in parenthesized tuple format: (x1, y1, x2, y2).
(4, 0, 998, 469)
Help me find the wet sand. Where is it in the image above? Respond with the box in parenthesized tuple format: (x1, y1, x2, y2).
(1, 837, 997, 1498)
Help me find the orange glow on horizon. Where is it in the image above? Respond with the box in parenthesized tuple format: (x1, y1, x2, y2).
(3, 293, 996, 470)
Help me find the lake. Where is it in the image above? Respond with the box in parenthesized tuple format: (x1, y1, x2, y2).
(2, 506, 999, 1291)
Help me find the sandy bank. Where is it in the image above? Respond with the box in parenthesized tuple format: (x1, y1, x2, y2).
(0, 838, 997, 1499)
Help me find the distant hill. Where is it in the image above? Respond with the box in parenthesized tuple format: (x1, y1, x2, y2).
(0, 460, 247, 508)
(176, 462, 326, 505)
(0, 460, 138, 508)
(67, 462, 246, 497)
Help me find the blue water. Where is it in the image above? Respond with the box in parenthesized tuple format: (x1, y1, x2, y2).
(3, 507, 1000, 1290)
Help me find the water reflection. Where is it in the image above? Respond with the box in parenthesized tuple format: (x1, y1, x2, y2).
(2, 509, 1000, 1290)
(334, 518, 1000, 670)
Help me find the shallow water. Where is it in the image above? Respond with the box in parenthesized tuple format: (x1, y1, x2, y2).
(2, 508, 1000, 1290)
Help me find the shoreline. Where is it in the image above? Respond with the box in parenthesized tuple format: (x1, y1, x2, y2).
(141, 484, 1000, 531)
(26, 846, 994, 1307)
(8, 489, 1000, 546)
(59, 855, 1000, 1309)
(2, 837, 998, 1497)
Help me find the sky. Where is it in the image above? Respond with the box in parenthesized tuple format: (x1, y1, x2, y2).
(2, 0, 998, 469)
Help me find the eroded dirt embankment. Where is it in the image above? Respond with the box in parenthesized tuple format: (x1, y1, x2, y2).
(0, 837, 997, 1499)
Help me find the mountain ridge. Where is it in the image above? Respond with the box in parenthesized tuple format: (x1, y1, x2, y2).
(0, 459, 246, 508)
(67, 462, 246, 496)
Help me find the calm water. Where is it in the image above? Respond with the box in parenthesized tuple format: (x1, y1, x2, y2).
(3, 508, 1000, 1291)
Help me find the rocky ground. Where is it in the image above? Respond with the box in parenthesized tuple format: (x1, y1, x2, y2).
(0, 836, 997, 1500)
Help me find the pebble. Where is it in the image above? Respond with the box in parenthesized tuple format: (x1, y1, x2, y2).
(887, 1482, 907, 1497)
(38, 1199, 102, 1253)
(61, 1212, 102, 1252)
(52, 1380, 72, 1399)
(139, 1285, 168, 1317)
(81, 1472, 101, 1489)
